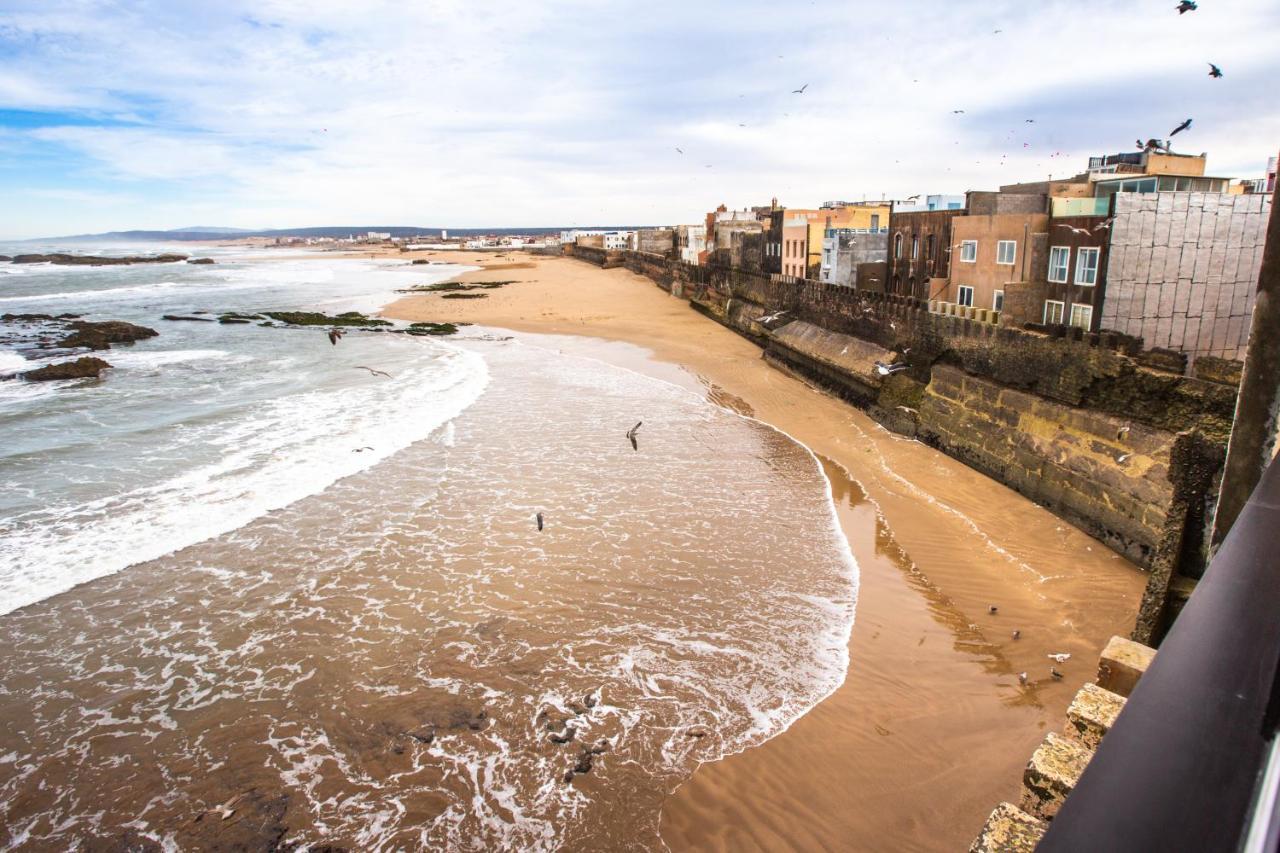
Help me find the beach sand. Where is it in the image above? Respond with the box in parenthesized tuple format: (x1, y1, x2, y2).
(382, 250, 1147, 851)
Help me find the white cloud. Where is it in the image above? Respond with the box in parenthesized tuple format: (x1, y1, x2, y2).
(1, 0, 1277, 237)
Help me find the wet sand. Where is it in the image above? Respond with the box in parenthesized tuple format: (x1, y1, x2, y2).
(383, 251, 1148, 851)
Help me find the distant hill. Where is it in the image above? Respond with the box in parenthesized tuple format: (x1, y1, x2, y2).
(41, 225, 655, 242)
(169, 226, 256, 234)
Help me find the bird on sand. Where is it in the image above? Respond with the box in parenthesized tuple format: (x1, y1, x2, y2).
(355, 365, 391, 377)
(626, 421, 642, 451)
(988, 605, 999, 614)
(1208, 63, 1223, 78)
(327, 328, 344, 346)
(1048, 653, 1071, 664)
(1018, 672, 1029, 684)
(1050, 667, 1064, 680)
(536, 512, 544, 531)
(1176, 0, 1197, 13)
(1012, 630, 1021, 640)
(1117, 452, 1132, 464)
(1170, 118, 1193, 137)
(792, 83, 809, 94)
(1117, 425, 1130, 439)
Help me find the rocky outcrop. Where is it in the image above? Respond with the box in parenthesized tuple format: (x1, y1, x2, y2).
(186, 257, 216, 264)
(405, 322, 458, 336)
(262, 311, 392, 328)
(57, 320, 159, 350)
(0, 255, 10, 262)
(22, 357, 112, 381)
(9, 253, 187, 266)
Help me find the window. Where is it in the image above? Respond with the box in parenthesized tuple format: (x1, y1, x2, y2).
(996, 240, 1016, 265)
(1044, 300, 1065, 324)
(894, 233, 903, 259)
(870, 214, 880, 230)
(957, 286, 974, 307)
(925, 234, 935, 259)
(993, 290, 1004, 312)
(911, 235, 919, 259)
(1070, 303, 1093, 330)
(960, 240, 977, 262)
(1075, 247, 1099, 286)
(1048, 246, 1070, 283)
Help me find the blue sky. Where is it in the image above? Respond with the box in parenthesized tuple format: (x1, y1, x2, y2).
(1, 0, 1278, 238)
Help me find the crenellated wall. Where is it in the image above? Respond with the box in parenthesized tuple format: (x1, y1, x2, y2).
(581, 247, 1241, 642)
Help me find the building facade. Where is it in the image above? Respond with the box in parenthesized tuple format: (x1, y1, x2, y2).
(948, 208, 1049, 314)
(1100, 191, 1270, 361)
(820, 229, 888, 286)
(887, 208, 966, 299)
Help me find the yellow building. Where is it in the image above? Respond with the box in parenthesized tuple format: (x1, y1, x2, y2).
(781, 203, 891, 278)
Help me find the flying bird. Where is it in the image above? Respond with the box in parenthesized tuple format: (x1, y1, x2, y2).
(1055, 224, 1092, 236)
(675, 147, 683, 154)
(875, 361, 909, 376)
(1208, 63, 1223, 78)
(626, 421, 642, 451)
(792, 83, 809, 94)
(536, 512, 544, 531)
(352, 446, 374, 453)
(1170, 118, 1193, 137)
(1024, 119, 1035, 123)
(1094, 218, 1115, 232)
(952, 109, 965, 114)
(1176, 0, 1197, 12)
(355, 366, 391, 377)
(327, 328, 344, 346)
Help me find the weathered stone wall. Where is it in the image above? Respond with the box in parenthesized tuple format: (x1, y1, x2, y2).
(568, 246, 1241, 637)
(1101, 192, 1270, 361)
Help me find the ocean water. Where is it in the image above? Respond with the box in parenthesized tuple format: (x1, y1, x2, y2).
(0, 245, 858, 849)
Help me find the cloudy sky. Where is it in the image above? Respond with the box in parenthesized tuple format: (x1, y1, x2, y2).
(2, 0, 1278, 238)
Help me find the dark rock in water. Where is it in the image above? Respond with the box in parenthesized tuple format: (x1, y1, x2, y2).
(685, 728, 708, 739)
(412, 259, 431, 264)
(22, 356, 112, 382)
(163, 314, 215, 322)
(405, 322, 458, 336)
(549, 726, 577, 745)
(573, 750, 595, 775)
(187, 257, 216, 264)
(2, 313, 58, 323)
(57, 320, 158, 351)
(263, 311, 391, 328)
(219, 317, 252, 324)
(406, 729, 435, 744)
(10, 253, 187, 266)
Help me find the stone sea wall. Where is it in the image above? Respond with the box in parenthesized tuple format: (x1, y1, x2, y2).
(589, 249, 1243, 642)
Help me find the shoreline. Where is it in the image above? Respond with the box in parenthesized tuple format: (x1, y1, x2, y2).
(380, 250, 1148, 849)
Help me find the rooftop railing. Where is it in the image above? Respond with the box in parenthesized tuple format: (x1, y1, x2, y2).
(1039, 455, 1280, 852)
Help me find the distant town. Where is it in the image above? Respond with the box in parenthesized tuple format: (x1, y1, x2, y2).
(274, 147, 1275, 364)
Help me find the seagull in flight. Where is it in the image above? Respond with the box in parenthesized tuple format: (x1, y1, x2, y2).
(952, 109, 965, 114)
(1176, 0, 1197, 12)
(327, 328, 344, 346)
(1208, 63, 1223, 78)
(355, 365, 391, 377)
(1055, 224, 1092, 237)
(792, 83, 808, 94)
(675, 147, 683, 154)
(1170, 118, 1193, 137)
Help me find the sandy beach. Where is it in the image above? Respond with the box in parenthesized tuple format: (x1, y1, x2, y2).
(382, 250, 1148, 851)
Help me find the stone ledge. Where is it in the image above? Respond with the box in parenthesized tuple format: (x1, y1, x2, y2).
(1066, 682, 1126, 750)
(969, 802, 1047, 853)
(1097, 635, 1156, 697)
(1021, 732, 1093, 820)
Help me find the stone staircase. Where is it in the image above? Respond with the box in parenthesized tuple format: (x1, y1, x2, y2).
(970, 636, 1157, 851)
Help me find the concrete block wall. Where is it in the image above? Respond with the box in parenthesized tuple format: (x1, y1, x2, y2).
(1102, 192, 1270, 361)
